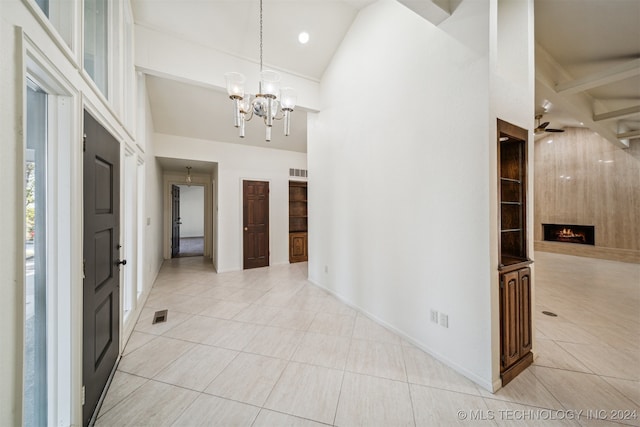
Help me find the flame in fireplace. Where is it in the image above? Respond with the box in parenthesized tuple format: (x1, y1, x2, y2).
(556, 228, 586, 242)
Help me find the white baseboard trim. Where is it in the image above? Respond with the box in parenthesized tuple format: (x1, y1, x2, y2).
(307, 278, 496, 393)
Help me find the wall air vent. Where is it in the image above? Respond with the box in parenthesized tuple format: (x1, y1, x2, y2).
(289, 168, 308, 178)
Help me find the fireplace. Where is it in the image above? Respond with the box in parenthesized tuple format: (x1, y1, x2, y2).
(543, 224, 595, 245)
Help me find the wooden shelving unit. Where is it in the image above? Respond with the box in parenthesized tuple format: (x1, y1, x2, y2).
(497, 119, 533, 386)
(289, 181, 308, 263)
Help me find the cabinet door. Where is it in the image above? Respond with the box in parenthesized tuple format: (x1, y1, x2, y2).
(518, 267, 532, 354)
(289, 232, 308, 263)
(501, 270, 521, 369)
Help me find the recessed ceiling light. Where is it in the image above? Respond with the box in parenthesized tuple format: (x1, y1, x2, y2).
(298, 32, 309, 44)
(547, 139, 553, 144)
(579, 122, 584, 125)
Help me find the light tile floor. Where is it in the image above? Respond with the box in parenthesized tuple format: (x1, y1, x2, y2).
(96, 252, 640, 426)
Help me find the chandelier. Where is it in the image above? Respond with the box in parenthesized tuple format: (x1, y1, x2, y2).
(224, 0, 297, 142)
(185, 166, 192, 186)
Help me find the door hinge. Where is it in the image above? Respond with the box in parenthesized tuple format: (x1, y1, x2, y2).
(501, 355, 505, 364)
(500, 277, 504, 289)
(81, 385, 85, 405)
(83, 259, 86, 279)
(83, 133, 87, 152)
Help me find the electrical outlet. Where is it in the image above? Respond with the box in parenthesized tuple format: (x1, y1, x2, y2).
(439, 313, 449, 328)
(430, 309, 438, 323)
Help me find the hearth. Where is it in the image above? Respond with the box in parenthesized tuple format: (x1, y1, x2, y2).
(543, 224, 595, 245)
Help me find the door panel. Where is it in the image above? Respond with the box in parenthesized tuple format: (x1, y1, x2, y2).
(289, 232, 308, 262)
(243, 180, 269, 269)
(171, 184, 180, 257)
(519, 267, 532, 353)
(500, 270, 520, 369)
(83, 111, 120, 426)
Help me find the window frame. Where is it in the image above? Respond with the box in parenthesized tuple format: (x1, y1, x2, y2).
(23, 32, 81, 427)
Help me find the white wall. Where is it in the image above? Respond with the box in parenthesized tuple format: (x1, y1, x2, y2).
(308, 0, 493, 390)
(308, 0, 533, 391)
(177, 185, 204, 237)
(154, 133, 307, 272)
(490, 0, 536, 387)
(141, 78, 164, 291)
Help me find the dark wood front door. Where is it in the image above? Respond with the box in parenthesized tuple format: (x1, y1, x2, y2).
(243, 180, 269, 269)
(171, 184, 181, 257)
(83, 111, 120, 426)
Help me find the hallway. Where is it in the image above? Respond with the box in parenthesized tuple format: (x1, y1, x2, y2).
(96, 253, 639, 426)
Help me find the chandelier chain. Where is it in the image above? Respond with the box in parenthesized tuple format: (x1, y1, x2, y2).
(259, 0, 263, 72)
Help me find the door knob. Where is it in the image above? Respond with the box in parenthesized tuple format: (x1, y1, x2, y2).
(244, 227, 248, 231)
(115, 259, 127, 266)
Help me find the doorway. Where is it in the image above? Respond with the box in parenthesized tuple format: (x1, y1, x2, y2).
(243, 180, 270, 269)
(82, 111, 121, 426)
(159, 158, 216, 265)
(171, 184, 205, 258)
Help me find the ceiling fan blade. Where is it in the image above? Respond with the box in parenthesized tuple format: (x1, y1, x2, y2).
(539, 122, 550, 129)
(545, 128, 565, 133)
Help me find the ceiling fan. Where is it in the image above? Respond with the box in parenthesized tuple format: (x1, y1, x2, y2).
(535, 114, 565, 134)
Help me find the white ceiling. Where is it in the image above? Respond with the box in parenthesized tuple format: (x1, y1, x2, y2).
(134, 0, 640, 153)
(132, 0, 375, 81)
(134, 0, 373, 153)
(534, 0, 640, 145)
(146, 75, 308, 152)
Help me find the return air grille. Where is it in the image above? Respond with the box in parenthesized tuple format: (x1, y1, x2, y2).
(289, 168, 307, 178)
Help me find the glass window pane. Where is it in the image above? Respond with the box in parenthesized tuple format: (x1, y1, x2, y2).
(35, 0, 49, 16)
(84, 0, 108, 96)
(24, 81, 48, 427)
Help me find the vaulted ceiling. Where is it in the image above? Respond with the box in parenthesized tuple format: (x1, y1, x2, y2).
(133, 0, 640, 154)
(534, 0, 640, 148)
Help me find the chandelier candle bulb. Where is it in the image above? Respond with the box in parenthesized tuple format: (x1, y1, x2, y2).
(224, 72, 245, 98)
(260, 70, 280, 97)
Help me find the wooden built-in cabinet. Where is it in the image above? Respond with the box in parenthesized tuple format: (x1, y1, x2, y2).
(499, 264, 533, 385)
(497, 119, 533, 386)
(289, 181, 308, 263)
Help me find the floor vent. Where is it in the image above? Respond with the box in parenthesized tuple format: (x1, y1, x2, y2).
(153, 310, 168, 324)
(542, 311, 558, 317)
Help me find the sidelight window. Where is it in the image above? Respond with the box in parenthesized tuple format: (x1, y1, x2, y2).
(24, 79, 48, 427)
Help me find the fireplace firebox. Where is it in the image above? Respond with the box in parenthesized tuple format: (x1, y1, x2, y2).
(542, 224, 595, 245)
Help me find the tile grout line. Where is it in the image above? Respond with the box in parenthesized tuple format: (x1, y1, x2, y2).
(331, 309, 358, 427)
(400, 344, 418, 427)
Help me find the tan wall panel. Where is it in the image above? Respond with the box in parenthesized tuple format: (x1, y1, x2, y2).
(534, 128, 640, 252)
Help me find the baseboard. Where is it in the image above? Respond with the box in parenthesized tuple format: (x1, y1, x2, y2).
(306, 278, 495, 393)
(535, 241, 640, 263)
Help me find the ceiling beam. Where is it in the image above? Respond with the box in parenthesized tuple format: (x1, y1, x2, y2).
(555, 58, 640, 95)
(134, 24, 322, 112)
(617, 129, 640, 140)
(536, 44, 630, 149)
(396, 0, 451, 26)
(593, 105, 640, 122)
